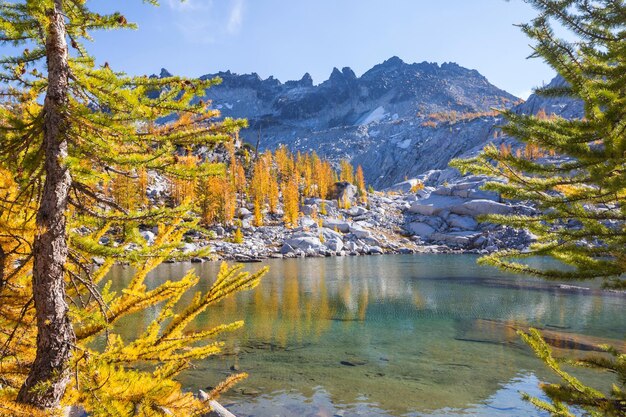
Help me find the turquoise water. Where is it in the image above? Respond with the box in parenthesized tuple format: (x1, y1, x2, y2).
(111, 255, 625, 417)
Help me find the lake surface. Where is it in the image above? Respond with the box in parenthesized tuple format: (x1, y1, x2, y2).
(110, 255, 625, 417)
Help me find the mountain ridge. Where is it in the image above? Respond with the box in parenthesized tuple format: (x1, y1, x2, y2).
(156, 59, 576, 187)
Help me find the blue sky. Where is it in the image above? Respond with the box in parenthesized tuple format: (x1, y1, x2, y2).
(87, 0, 558, 99)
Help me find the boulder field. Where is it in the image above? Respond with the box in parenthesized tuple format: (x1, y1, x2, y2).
(153, 168, 536, 262)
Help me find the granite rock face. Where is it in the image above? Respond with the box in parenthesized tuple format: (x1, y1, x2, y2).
(392, 169, 537, 251)
(157, 57, 581, 189)
(173, 57, 519, 187)
(131, 69, 582, 259)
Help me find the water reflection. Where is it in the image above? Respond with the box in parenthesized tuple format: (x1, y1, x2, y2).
(111, 255, 625, 416)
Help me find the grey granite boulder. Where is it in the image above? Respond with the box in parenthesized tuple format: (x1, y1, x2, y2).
(325, 237, 344, 252)
(349, 224, 372, 239)
(385, 178, 420, 193)
(330, 181, 358, 201)
(284, 235, 324, 252)
(446, 214, 479, 230)
(406, 222, 436, 238)
(408, 195, 465, 216)
(430, 231, 482, 246)
(450, 199, 515, 216)
(323, 218, 351, 233)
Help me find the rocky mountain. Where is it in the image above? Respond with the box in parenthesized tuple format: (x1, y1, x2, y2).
(162, 57, 519, 187)
(160, 59, 581, 188)
(340, 74, 581, 189)
(141, 69, 585, 260)
(513, 75, 583, 119)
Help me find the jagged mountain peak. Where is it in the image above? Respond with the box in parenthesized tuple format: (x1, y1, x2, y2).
(380, 55, 405, 68)
(386, 55, 404, 64)
(149, 68, 173, 79)
(197, 57, 498, 90)
(341, 67, 357, 79)
(324, 66, 358, 89)
(329, 67, 343, 80)
(285, 72, 314, 89)
(194, 57, 522, 186)
(198, 55, 518, 127)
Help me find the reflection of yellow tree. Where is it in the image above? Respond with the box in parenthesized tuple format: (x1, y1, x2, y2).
(413, 293, 426, 309)
(358, 285, 369, 322)
(235, 261, 339, 346)
(314, 267, 332, 339)
(183, 260, 432, 354)
(250, 279, 278, 342)
(279, 275, 300, 346)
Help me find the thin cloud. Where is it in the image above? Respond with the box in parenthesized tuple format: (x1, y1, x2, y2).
(167, 0, 245, 43)
(167, 0, 212, 12)
(227, 0, 244, 34)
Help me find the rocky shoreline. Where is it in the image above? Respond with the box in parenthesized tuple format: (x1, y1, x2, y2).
(154, 168, 536, 263)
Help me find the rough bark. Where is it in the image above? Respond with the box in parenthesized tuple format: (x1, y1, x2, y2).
(0, 245, 5, 291)
(16, 0, 75, 408)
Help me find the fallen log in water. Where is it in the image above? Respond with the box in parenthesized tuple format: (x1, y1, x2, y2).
(208, 400, 237, 417)
(419, 276, 626, 298)
(471, 319, 626, 353)
(199, 390, 238, 417)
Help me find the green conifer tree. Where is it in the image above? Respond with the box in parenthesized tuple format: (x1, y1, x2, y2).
(453, 0, 626, 286)
(452, 1, 625, 415)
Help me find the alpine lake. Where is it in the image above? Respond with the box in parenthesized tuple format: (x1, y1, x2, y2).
(109, 255, 626, 417)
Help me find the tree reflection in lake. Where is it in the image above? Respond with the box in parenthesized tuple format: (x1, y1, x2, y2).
(110, 255, 625, 417)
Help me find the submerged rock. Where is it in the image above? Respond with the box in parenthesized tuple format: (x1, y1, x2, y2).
(431, 231, 482, 246)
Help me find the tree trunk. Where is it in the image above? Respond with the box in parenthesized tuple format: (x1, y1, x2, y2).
(0, 245, 5, 291)
(16, 0, 75, 409)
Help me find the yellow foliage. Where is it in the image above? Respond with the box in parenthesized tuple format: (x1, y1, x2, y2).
(523, 143, 545, 160)
(498, 143, 512, 157)
(170, 155, 199, 206)
(232, 228, 244, 244)
(206, 372, 248, 402)
(225, 143, 246, 198)
(409, 181, 425, 193)
(282, 171, 300, 228)
(319, 201, 327, 215)
(355, 165, 367, 204)
(421, 110, 499, 127)
(274, 145, 292, 179)
(197, 176, 236, 225)
(338, 195, 351, 209)
(267, 174, 279, 214)
(253, 198, 263, 227)
(312, 157, 334, 199)
(339, 159, 354, 184)
(0, 167, 267, 416)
